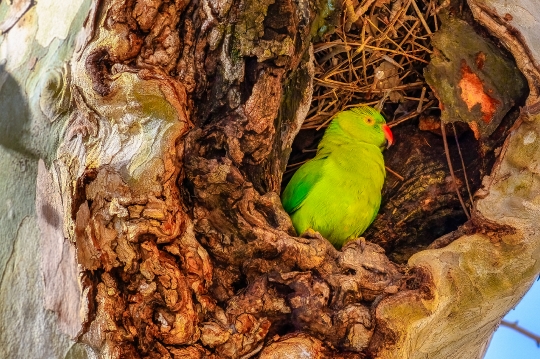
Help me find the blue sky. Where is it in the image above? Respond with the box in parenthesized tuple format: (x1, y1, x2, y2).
(484, 279, 540, 358)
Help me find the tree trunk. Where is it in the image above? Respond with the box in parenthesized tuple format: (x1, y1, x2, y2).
(2, 0, 540, 358)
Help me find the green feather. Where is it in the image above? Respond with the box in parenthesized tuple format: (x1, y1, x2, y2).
(281, 106, 389, 248)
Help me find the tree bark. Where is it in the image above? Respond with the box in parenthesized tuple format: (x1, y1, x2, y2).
(2, 0, 540, 358)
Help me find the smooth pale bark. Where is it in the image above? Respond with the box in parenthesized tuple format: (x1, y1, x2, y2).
(0, 1, 94, 357)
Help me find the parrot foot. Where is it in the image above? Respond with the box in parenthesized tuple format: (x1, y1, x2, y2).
(358, 237, 366, 252)
(344, 237, 366, 252)
(300, 228, 325, 242)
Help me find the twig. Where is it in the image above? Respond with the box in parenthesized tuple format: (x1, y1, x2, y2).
(417, 87, 426, 113)
(382, 54, 405, 70)
(501, 320, 540, 346)
(360, 19, 368, 84)
(440, 120, 471, 219)
(388, 99, 435, 128)
(411, 0, 432, 35)
(386, 166, 405, 181)
(320, 45, 351, 63)
(364, 44, 429, 64)
(315, 78, 425, 92)
(314, 40, 343, 53)
(354, 0, 377, 21)
(285, 159, 309, 173)
(452, 123, 474, 205)
(306, 0, 436, 132)
(316, 114, 337, 131)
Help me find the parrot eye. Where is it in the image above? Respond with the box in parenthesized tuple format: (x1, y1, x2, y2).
(364, 117, 375, 125)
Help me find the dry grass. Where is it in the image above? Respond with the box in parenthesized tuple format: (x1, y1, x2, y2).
(305, 0, 440, 131)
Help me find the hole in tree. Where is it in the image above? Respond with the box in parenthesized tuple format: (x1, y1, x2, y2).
(280, 1, 528, 264)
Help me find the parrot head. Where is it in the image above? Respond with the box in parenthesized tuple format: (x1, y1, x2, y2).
(329, 106, 394, 149)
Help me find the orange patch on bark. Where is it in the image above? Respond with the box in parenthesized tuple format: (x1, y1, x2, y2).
(459, 61, 500, 124)
(475, 51, 486, 70)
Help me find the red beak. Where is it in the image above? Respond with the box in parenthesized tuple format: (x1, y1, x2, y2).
(382, 124, 394, 148)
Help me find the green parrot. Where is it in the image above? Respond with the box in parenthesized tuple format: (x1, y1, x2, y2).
(282, 106, 394, 248)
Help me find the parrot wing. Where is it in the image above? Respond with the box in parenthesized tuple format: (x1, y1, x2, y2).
(281, 155, 326, 214)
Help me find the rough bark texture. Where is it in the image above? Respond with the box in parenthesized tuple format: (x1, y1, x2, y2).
(2, 0, 540, 358)
(54, 0, 406, 357)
